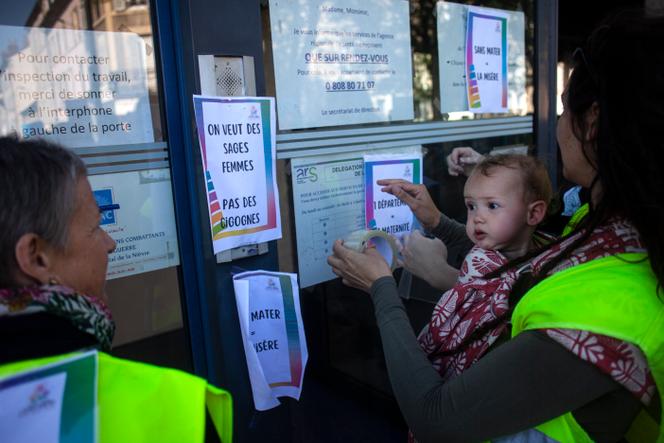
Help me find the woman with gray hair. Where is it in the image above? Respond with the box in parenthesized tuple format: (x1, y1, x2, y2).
(0, 136, 232, 443)
(0, 136, 117, 359)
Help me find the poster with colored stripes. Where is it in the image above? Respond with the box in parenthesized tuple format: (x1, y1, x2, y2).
(364, 149, 422, 240)
(465, 6, 509, 113)
(193, 95, 281, 253)
(233, 271, 307, 411)
(0, 352, 97, 443)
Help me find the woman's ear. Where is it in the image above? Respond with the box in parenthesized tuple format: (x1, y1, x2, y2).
(526, 200, 548, 226)
(14, 233, 56, 285)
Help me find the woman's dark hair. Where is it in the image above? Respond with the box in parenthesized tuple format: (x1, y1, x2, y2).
(493, 10, 664, 285)
(543, 10, 664, 285)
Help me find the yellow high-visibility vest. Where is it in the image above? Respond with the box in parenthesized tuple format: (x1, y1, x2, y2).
(511, 253, 663, 442)
(0, 351, 233, 443)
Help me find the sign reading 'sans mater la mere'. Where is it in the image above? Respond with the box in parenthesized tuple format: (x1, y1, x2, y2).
(465, 6, 510, 113)
(436, 2, 526, 114)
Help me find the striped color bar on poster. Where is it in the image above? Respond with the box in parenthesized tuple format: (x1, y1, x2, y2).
(468, 64, 481, 108)
(206, 170, 225, 235)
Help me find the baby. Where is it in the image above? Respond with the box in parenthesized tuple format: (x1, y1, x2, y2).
(418, 154, 552, 381)
(463, 154, 551, 259)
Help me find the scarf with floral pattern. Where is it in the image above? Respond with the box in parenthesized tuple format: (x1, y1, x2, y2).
(0, 284, 115, 350)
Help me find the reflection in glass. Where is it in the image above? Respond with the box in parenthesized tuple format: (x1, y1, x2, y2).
(0, 1, 185, 354)
(0, 0, 162, 142)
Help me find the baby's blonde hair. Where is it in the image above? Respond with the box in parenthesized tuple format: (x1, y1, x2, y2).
(472, 154, 553, 205)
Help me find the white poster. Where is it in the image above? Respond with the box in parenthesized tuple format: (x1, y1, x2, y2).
(89, 169, 180, 279)
(0, 352, 97, 443)
(193, 96, 282, 253)
(0, 26, 153, 147)
(0, 373, 67, 443)
(436, 2, 525, 114)
(465, 6, 509, 113)
(233, 271, 307, 411)
(291, 152, 365, 288)
(269, 0, 414, 129)
(291, 147, 420, 288)
(363, 151, 422, 240)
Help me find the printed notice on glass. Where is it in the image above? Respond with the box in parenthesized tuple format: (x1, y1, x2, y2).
(291, 147, 419, 288)
(465, 6, 509, 113)
(291, 152, 365, 287)
(436, 2, 525, 114)
(0, 26, 153, 147)
(364, 151, 422, 240)
(233, 271, 307, 411)
(193, 96, 281, 253)
(89, 169, 180, 280)
(269, 0, 414, 129)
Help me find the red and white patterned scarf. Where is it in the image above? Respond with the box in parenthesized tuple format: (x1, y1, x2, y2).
(418, 218, 655, 404)
(417, 246, 513, 381)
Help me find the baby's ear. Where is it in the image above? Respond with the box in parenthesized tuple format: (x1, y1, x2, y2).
(527, 200, 548, 226)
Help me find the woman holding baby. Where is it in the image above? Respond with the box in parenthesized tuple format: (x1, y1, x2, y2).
(328, 11, 664, 443)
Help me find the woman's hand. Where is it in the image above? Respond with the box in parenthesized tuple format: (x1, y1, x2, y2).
(398, 231, 459, 291)
(327, 240, 393, 293)
(376, 180, 442, 232)
(446, 147, 484, 176)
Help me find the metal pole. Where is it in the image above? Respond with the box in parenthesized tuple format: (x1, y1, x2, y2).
(535, 0, 559, 190)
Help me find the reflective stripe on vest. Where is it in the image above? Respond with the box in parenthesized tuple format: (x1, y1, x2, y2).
(0, 351, 233, 443)
(510, 253, 664, 443)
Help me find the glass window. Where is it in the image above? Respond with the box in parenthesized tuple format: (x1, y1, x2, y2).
(411, 0, 535, 122)
(0, 0, 188, 368)
(262, 0, 536, 391)
(261, 0, 534, 131)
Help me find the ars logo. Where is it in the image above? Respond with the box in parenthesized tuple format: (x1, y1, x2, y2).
(295, 166, 318, 184)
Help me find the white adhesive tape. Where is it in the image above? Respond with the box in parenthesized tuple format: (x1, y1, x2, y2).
(344, 229, 398, 271)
